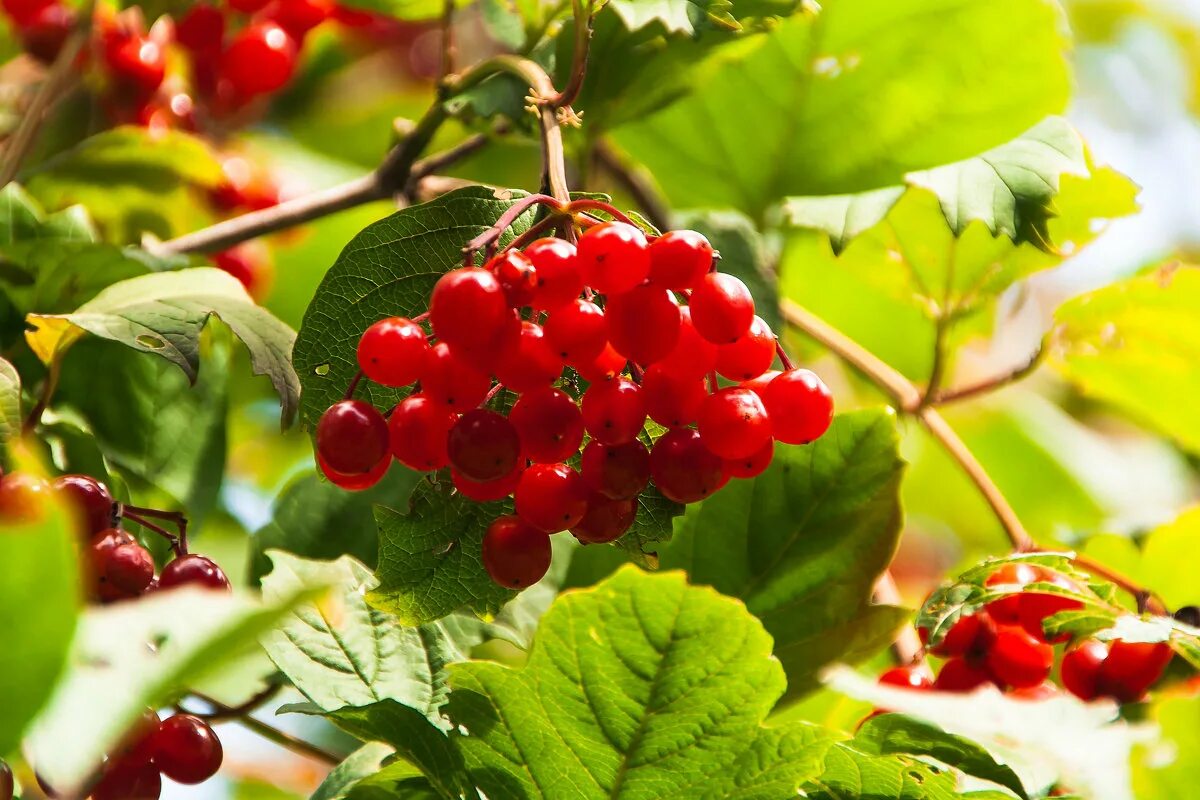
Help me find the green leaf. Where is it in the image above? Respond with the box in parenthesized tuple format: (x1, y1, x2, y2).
(854, 714, 1028, 799)
(292, 187, 536, 432)
(614, 0, 1071, 218)
(334, 0, 469, 21)
(659, 409, 908, 698)
(24, 126, 221, 243)
(806, 737, 967, 800)
(311, 743, 398, 800)
(1050, 264, 1200, 454)
(0, 183, 94, 245)
(780, 187, 905, 255)
(28, 586, 312, 793)
(0, 500, 79, 756)
(25, 267, 300, 428)
(260, 551, 458, 717)
(0, 355, 20, 443)
(446, 566, 834, 799)
(605, 0, 739, 35)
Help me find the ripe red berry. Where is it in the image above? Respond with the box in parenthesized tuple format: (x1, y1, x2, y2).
(605, 285, 681, 365)
(934, 658, 993, 693)
(448, 409, 521, 482)
(924, 612, 984, 658)
(648, 229, 713, 290)
(90, 755, 161, 800)
(52, 474, 113, 535)
(879, 664, 934, 691)
(1, 0, 51, 26)
(389, 394, 456, 471)
(318, 450, 389, 491)
(452, 464, 523, 502)
(725, 439, 774, 479)
(421, 343, 492, 410)
(543, 299, 606, 362)
(20, 3, 72, 63)
(1061, 639, 1108, 701)
(741, 369, 781, 399)
(0, 472, 50, 522)
(265, 0, 333, 37)
(657, 306, 718, 379)
(641, 364, 707, 428)
(577, 222, 650, 295)
(214, 245, 273, 300)
(228, 0, 271, 11)
(985, 625, 1053, 689)
(515, 463, 588, 533)
(984, 562, 1041, 623)
(481, 515, 551, 588)
(581, 378, 646, 446)
(150, 714, 223, 784)
(103, 543, 156, 595)
(494, 321, 563, 392)
(487, 249, 538, 307)
(574, 343, 626, 384)
(221, 23, 298, 97)
(430, 267, 510, 349)
(357, 317, 429, 387)
(105, 34, 166, 97)
(689, 272, 754, 344)
(649, 428, 726, 504)
(160, 554, 232, 591)
(1098, 640, 1173, 703)
(697, 386, 772, 460)
(760, 368, 833, 445)
(176, 3, 225, 53)
(571, 494, 636, 544)
(715, 316, 776, 381)
(1018, 572, 1084, 644)
(316, 400, 390, 475)
(580, 440, 650, 500)
(509, 387, 583, 463)
(525, 238, 582, 310)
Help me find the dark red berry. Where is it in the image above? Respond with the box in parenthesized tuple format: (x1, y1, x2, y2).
(1061, 639, 1108, 701)
(160, 554, 231, 591)
(357, 317, 429, 388)
(1098, 640, 1173, 703)
(934, 658, 993, 692)
(544, 299, 606, 362)
(1, 0, 51, 26)
(689, 272, 754, 344)
(509, 387, 584, 463)
(577, 222, 649, 295)
(697, 386, 772, 460)
(648, 229, 713, 290)
(176, 3, 225, 53)
(20, 3, 72, 63)
(581, 440, 650, 500)
(581, 378, 646, 446)
(264, 0, 332, 37)
(150, 714, 223, 784)
(448, 409, 521, 482)
(984, 562, 1041, 623)
(0, 473, 50, 522)
(228, 0, 271, 11)
(494, 321, 563, 393)
(985, 624, 1053, 689)
(421, 343, 492, 409)
(761, 369, 833, 445)
(220, 22, 298, 97)
(316, 400, 390, 475)
(90, 755, 161, 800)
(605, 285, 681, 365)
(104, 33, 166, 97)
(481, 515, 551, 588)
(213, 246, 272, 300)
(487, 249, 538, 307)
(52, 474, 113, 535)
(525, 238, 582, 310)
(642, 364, 707, 429)
(725, 439, 774, 479)
(389, 394, 456, 471)
(514, 463, 588, 533)
(452, 464, 523, 502)
(715, 316, 776, 381)
(104, 543, 156, 595)
(1017, 572, 1084, 644)
(657, 306, 718, 379)
(649, 428, 726, 504)
(574, 343, 626, 384)
(571, 494, 636, 544)
(924, 612, 985, 658)
(879, 664, 934, 691)
(318, 451, 389, 491)
(430, 267, 510, 349)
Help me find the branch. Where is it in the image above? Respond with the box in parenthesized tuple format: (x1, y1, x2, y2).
(550, 0, 593, 109)
(438, 0, 456, 84)
(592, 140, 671, 231)
(185, 693, 340, 766)
(929, 344, 1045, 405)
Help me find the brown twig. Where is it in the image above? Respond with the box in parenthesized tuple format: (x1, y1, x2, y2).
(592, 140, 671, 231)
(122, 511, 184, 556)
(929, 344, 1046, 405)
(184, 693, 339, 766)
(438, 0, 456, 85)
(118, 504, 189, 552)
(22, 353, 62, 434)
(550, 0, 593, 109)
(183, 684, 283, 720)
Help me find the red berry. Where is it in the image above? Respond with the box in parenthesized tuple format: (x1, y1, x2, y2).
(160, 554, 232, 591)
(577, 222, 649, 295)
(487, 249, 538, 307)
(421, 343, 492, 410)
(0, 473, 50, 521)
(1010, 681, 1057, 701)
(357, 317, 429, 387)
(761, 369, 833, 445)
(580, 440, 650, 500)
(925, 612, 984, 658)
(90, 756, 161, 800)
(1, 0, 51, 26)
(879, 664, 934, 691)
(448, 409, 521, 482)
(494, 321, 563, 392)
(150, 714, 223, 784)
(1098, 640, 1173, 703)
(581, 378, 646, 445)
(934, 658, 993, 692)
(725, 439, 774, 479)
(689, 272, 754, 344)
(544, 299, 606, 362)
(221, 23, 298, 97)
(648, 229, 713, 290)
(1018, 572, 1084, 644)
(574, 343, 626, 384)
(571, 494, 636, 544)
(642, 364, 707, 429)
(1061, 640, 1108, 701)
(697, 386, 772, 460)
(985, 625, 1053, 689)
(316, 400, 390, 475)
(265, 0, 333, 37)
(715, 316, 776, 381)
(317, 450, 389, 491)
(649, 428, 726, 504)
(52, 474, 113, 535)
(525, 238, 582, 310)
(984, 562, 1041, 623)
(452, 463, 523, 502)
(741, 369, 781, 399)
(105, 33, 166, 98)
(177, 3, 225, 53)
(104, 543, 156, 595)
(509, 387, 583, 463)
(430, 267, 510, 349)
(605, 285, 681, 365)
(481, 515, 551, 588)
(228, 0, 271, 11)
(448, 309, 522, 375)
(213, 247, 272, 299)
(514, 463, 588, 533)
(20, 3, 72, 63)
(657, 306, 718, 379)
(388, 394, 455, 471)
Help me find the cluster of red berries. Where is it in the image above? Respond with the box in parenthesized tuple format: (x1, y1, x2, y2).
(313, 218, 834, 590)
(876, 562, 1174, 707)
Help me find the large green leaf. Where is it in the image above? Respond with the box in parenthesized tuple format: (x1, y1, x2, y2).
(25, 267, 299, 427)
(614, 0, 1071, 218)
(0, 500, 79, 756)
(292, 187, 536, 432)
(1050, 264, 1200, 454)
(0, 355, 20, 444)
(659, 408, 908, 698)
(260, 551, 458, 717)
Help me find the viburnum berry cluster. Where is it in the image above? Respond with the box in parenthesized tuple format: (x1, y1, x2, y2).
(874, 562, 1176, 709)
(313, 198, 835, 590)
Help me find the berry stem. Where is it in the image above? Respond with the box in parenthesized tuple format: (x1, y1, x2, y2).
(548, 0, 593, 109)
(122, 510, 184, 557)
(182, 684, 282, 720)
(119, 504, 189, 553)
(344, 370, 364, 400)
(22, 353, 62, 435)
(412, 311, 430, 323)
(481, 382, 504, 407)
(564, 198, 642, 229)
(184, 693, 340, 765)
(774, 339, 795, 371)
(462, 194, 565, 266)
